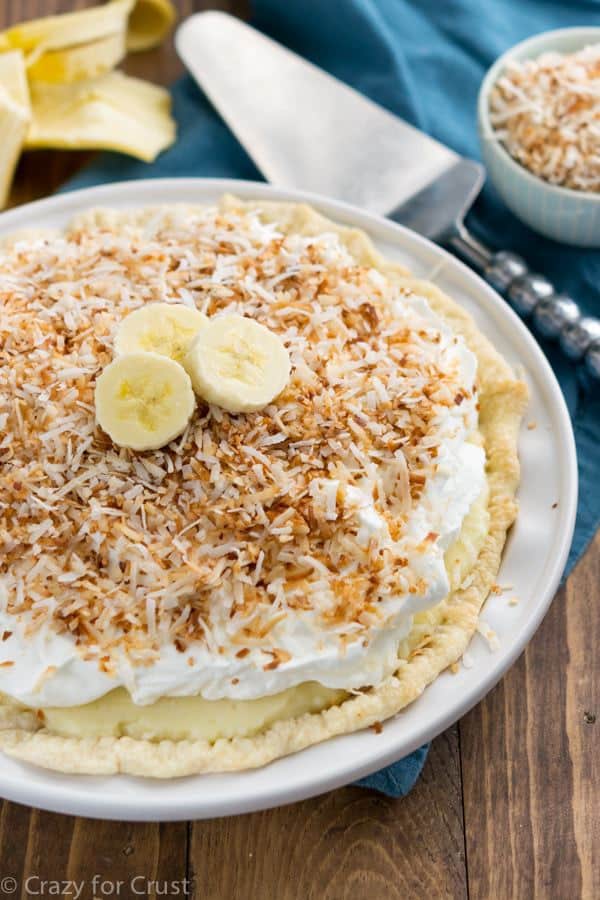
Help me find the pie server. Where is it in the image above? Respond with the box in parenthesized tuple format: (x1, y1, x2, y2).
(176, 11, 600, 379)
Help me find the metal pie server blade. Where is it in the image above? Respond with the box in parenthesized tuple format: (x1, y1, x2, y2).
(175, 11, 476, 236)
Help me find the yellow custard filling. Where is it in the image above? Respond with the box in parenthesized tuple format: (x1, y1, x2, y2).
(42, 682, 346, 742)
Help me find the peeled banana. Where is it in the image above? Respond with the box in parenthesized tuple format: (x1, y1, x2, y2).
(184, 315, 291, 414)
(115, 303, 208, 363)
(26, 72, 175, 162)
(0, 51, 30, 208)
(95, 352, 195, 452)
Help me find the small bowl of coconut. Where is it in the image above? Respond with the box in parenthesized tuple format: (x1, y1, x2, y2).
(478, 27, 600, 246)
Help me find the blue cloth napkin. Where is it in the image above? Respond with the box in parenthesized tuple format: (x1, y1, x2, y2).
(62, 0, 600, 798)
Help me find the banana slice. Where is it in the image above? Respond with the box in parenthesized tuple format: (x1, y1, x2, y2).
(115, 303, 208, 363)
(184, 315, 291, 414)
(95, 352, 195, 452)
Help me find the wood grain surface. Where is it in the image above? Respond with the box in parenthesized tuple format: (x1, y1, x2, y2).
(0, 3, 598, 898)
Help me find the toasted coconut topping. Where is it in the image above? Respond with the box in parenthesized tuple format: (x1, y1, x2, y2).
(489, 44, 600, 191)
(0, 204, 476, 672)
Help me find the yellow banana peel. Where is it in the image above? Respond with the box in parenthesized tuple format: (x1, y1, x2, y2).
(121, 0, 176, 52)
(26, 72, 175, 163)
(0, 0, 175, 73)
(0, 51, 31, 208)
(0, 1, 177, 201)
(26, 31, 127, 85)
(0, 1, 135, 56)
(0, 49, 30, 108)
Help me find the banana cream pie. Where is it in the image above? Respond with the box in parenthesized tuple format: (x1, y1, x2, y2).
(0, 197, 527, 776)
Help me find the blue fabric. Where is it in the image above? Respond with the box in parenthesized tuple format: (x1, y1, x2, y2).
(354, 743, 429, 796)
(62, 0, 600, 799)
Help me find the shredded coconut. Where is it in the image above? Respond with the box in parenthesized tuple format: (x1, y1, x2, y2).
(476, 621, 500, 652)
(489, 44, 600, 191)
(461, 650, 474, 669)
(0, 203, 477, 671)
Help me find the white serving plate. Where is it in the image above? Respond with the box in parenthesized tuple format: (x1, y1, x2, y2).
(0, 178, 577, 822)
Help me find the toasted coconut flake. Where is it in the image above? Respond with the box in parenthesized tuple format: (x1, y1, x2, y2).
(0, 203, 477, 673)
(489, 44, 600, 191)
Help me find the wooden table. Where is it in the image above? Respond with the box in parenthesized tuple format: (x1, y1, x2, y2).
(1, 3, 598, 898)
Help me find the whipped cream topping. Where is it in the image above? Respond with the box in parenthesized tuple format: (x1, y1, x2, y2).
(0, 204, 485, 708)
(0, 440, 484, 707)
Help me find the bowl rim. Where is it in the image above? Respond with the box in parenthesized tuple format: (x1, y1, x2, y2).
(477, 25, 600, 205)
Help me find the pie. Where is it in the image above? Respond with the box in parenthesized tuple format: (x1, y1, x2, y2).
(0, 196, 527, 776)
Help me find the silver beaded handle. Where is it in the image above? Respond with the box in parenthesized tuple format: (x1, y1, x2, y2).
(447, 228, 600, 381)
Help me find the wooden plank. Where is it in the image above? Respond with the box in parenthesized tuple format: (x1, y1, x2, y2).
(461, 530, 600, 900)
(65, 818, 188, 895)
(0, 804, 188, 897)
(565, 533, 600, 900)
(189, 728, 467, 900)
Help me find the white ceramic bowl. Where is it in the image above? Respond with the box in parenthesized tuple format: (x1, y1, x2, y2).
(0, 178, 577, 821)
(478, 27, 600, 247)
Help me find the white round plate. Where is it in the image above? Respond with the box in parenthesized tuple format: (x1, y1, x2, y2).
(0, 179, 577, 821)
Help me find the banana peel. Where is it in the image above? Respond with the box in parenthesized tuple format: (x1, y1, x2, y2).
(121, 0, 176, 52)
(0, 51, 31, 207)
(0, 1, 135, 56)
(26, 30, 127, 85)
(26, 72, 175, 163)
(0, 0, 174, 82)
(0, 1, 177, 203)
(0, 49, 30, 108)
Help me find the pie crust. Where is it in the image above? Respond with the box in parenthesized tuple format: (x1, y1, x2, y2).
(0, 199, 527, 776)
